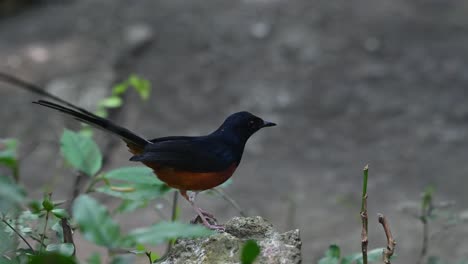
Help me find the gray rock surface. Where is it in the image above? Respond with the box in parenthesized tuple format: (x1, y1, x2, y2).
(161, 217, 301, 264)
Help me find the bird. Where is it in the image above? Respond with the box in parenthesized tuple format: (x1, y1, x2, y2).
(31, 99, 276, 230)
(0, 73, 276, 230)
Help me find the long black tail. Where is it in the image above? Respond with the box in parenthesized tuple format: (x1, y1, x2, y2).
(0, 72, 150, 150)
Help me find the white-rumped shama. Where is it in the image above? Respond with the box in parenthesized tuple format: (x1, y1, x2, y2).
(0, 73, 275, 230)
(32, 99, 276, 230)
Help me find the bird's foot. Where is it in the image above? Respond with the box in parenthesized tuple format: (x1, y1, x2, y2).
(203, 223, 225, 232)
(190, 211, 224, 232)
(190, 212, 217, 225)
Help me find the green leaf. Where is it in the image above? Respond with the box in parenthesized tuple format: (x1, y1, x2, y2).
(87, 253, 101, 264)
(112, 83, 129, 96)
(367, 248, 385, 262)
(52, 221, 64, 241)
(52, 209, 69, 219)
(149, 251, 160, 262)
(94, 108, 108, 118)
(46, 243, 75, 256)
(0, 139, 19, 178)
(129, 75, 151, 100)
(241, 240, 261, 264)
(29, 253, 77, 264)
(318, 245, 340, 264)
(60, 130, 102, 177)
(0, 256, 18, 264)
(0, 176, 25, 212)
(103, 166, 164, 185)
(128, 221, 213, 245)
(96, 183, 170, 201)
(427, 256, 444, 264)
(72, 195, 121, 247)
(422, 186, 434, 212)
(342, 248, 385, 264)
(115, 199, 148, 214)
(79, 127, 95, 137)
(110, 255, 134, 264)
(0, 221, 18, 255)
(98, 96, 123, 108)
(42, 199, 54, 212)
(29, 200, 43, 214)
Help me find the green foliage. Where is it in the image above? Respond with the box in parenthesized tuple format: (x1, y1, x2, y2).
(0, 138, 19, 179)
(97, 166, 170, 202)
(0, 221, 19, 257)
(113, 74, 151, 100)
(241, 240, 261, 264)
(128, 221, 213, 245)
(45, 243, 75, 256)
(318, 245, 340, 264)
(29, 253, 76, 264)
(422, 186, 434, 213)
(95, 74, 151, 119)
(72, 195, 122, 248)
(318, 245, 385, 264)
(102, 166, 164, 185)
(86, 253, 101, 264)
(60, 130, 102, 176)
(0, 76, 225, 263)
(110, 255, 135, 264)
(0, 175, 25, 213)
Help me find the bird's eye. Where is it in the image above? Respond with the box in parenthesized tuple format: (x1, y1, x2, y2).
(248, 120, 255, 127)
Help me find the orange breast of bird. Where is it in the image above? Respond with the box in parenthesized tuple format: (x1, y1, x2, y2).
(143, 162, 238, 191)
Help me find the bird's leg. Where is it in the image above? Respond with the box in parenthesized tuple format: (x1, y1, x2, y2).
(180, 191, 215, 219)
(180, 190, 225, 232)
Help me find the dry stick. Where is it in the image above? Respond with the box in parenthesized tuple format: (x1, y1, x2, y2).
(360, 165, 369, 264)
(61, 218, 75, 255)
(1, 218, 34, 251)
(378, 214, 396, 264)
(416, 192, 433, 264)
(212, 188, 247, 217)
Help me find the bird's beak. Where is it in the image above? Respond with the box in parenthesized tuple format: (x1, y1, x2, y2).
(261, 120, 276, 128)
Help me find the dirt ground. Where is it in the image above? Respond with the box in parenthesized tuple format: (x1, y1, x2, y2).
(1, 0, 468, 262)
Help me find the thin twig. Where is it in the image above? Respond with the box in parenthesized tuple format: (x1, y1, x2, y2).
(39, 193, 52, 252)
(145, 251, 153, 264)
(212, 188, 247, 217)
(378, 214, 396, 264)
(171, 191, 179, 222)
(29, 234, 47, 247)
(68, 171, 85, 212)
(360, 165, 369, 264)
(1, 218, 34, 252)
(416, 188, 433, 264)
(61, 218, 76, 256)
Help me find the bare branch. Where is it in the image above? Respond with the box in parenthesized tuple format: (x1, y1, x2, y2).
(417, 188, 433, 264)
(378, 214, 396, 264)
(360, 165, 369, 264)
(61, 218, 76, 256)
(1, 218, 34, 252)
(212, 188, 246, 217)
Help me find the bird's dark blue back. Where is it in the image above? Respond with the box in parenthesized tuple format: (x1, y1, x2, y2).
(130, 134, 242, 172)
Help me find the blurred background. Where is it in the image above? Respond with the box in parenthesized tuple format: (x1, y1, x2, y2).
(1, 0, 468, 262)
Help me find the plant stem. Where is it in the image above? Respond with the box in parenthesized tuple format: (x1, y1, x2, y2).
(360, 165, 369, 264)
(361, 165, 369, 213)
(378, 213, 396, 264)
(40, 194, 52, 252)
(1, 218, 34, 252)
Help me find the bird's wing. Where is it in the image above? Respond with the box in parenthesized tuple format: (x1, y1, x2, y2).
(130, 137, 236, 172)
